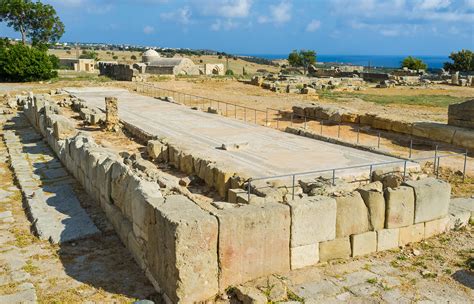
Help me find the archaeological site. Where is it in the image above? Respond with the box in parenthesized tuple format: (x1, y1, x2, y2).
(0, 1, 473, 303)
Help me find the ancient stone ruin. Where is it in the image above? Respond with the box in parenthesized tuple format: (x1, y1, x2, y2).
(448, 99, 474, 129)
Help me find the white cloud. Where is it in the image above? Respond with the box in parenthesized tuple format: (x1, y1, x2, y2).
(306, 19, 321, 32)
(258, 1, 292, 25)
(143, 25, 155, 34)
(198, 0, 252, 18)
(210, 19, 240, 31)
(416, 0, 451, 10)
(160, 6, 192, 25)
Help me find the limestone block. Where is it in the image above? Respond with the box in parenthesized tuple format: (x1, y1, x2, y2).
(391, 120, 412, 134)
(448, 200, 471, 230)
(335, 192, 369, 238)
(179, 152, 194, 175)
(404, 178, 451, 223)
(97, 156, 117, 205)
(204, 162, 217, 187)
(287, 196, 337, 247)
(215, 203, 290, 289)
(351, 231, 377, 257)
(372, 117, 393, 131)
(399, 223, 424, 246)
(52, 116, 76, 140)
(450, 198, 474, 220)
(360, 114, 376, 125)
(147, 140, 166, 160)
(110, 161, 130, 210)
(127, 232, 146, 270)
(377, 228, 399, 251)
(412, 122, 456, 143)
(319, 238, 351, 262)
(131, 180, 163, 241)
(105, 96, 119, 131)
(357, 183, 385, 231)
(147, 195, 219, 303)
(291, 244, 319, 270)
(424, 217, 449, 239)
(228, 188, 247, 204)
(452, 129, 474, 150)
(215, 167, 234, 199)
(384, 186, 415, 228)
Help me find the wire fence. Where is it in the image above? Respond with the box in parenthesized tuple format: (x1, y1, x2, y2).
(135, 82, 471, 197)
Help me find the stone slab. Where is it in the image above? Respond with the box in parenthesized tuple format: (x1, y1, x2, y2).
(319, 238, 351, 262)
(385, 186, 415, 228)
(287, 195, 336, 247)
(399, 223, 424, 246)
(404, 178, 451, 223)
(351, 231, 377, 257)
(215, 203, 290, 289)
(424, 217, 449, 239)
(291, 243, 319, 270)
(335, 192, 369, 238)
(377, 228, 400, 251)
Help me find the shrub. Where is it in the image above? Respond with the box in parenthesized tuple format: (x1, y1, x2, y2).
(225, 69, 234, 76)
(112, 55, 118, 60)
(131, 55, 137, 60)
(0, 43, 57, 82)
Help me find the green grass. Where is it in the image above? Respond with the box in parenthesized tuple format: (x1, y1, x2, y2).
(319, 91, 465, 108)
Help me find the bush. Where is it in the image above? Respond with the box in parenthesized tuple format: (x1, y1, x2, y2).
(79, 50, 98, 60)
(131, 55, 137, 60)
(0, 43, 57, 82)
(225, 69, 234, 76)
(112, 55, 118, 60)
(401, 56, 427, 70)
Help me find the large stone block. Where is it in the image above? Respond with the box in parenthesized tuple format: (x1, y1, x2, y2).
(53, 116, 76, 140)
(147, 140, 167, 161)
(424, 217, 449, 239)
(377, 228, 399, 251)
(351, 231, 377, 257)
(404, 178, 451, 223)
(335, 192, 369, 238)
(215, 166, 234, 199)
(412, 122, 456, 143)
(287, 196, 336, 247)
(319, 238, 351, 262)
(384, 186, 415, 228)
(147, 195, 219, 303)
(215, 203, 290, 290)
(357, 182, 385, 231)
(291, 244, 319, 270)
(131, 180, 163, 241)
(452, 129, 474, 150)
(399, 223, 424, 246)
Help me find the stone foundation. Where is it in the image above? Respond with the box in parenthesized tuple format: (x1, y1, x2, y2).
(19, 92, 472, 302)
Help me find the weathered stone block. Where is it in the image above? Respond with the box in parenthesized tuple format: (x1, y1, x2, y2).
(291, 244, 319, 270)
(53, 116, 76, 140)
(215, 203, 290, 290)
(424, 217, 449, 239)
(351, 231, 377, 257)
(412, 122, 456, 143)
(335, 192, 369, 238)
(319, 238, 351, 262)
(147, 195, 219, 303)
(228, 188, 247, 204)
(404, 178, 450, 223)
(384, 186, 415, 228)
(215, 167, 234, 199)
(131, 180, 163, 241)
(147, 140, 166, 160)
(377, 228, 399, 251)
(287, 196, 336, 247)
(357, 182, 385, 231)
(399, 223, 424, 246)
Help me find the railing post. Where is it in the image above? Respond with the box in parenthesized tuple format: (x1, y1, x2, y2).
(436, 157, 441, 178)
(244, 107, 247, 122)
(369, 165, 373, 182)
(304, 116, 307, 129)
(226, 103, 228, 117)
(377, 132, 381, 149)
(235, 104, 237, 118)
(277, 113, 280, 129)
(409, 138, 413, 158)
(357, 127, 360, 144)
(292, 175, 296, 200)
(265, 109, 268, 127)
(463, 149, 468, 183)
(320, 120, 323, 136)
(434, 145, 438, 173)
(338, 123, 341, 138)
(254, 109, 257, 124)
(332, 169, 336, 186)
(247, 180, 251, 203)
(403, 161, 407, 181)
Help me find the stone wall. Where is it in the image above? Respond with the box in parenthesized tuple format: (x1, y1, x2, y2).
(292, 104, 474, 150)
(19, 92, 471, 302)
(448, 99, 474, 129)
(98, 62, 145, 81)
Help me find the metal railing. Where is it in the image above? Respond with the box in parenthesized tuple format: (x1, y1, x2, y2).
(246, 150, 469, 202)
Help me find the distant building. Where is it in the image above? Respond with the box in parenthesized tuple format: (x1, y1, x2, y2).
(59, 58, 95, 72)
(202, 63, 225, 76)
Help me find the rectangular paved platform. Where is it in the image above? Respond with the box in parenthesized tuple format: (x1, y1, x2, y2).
(67, 87, 414, 179)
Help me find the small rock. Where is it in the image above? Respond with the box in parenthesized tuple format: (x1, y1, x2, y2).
(413, 249, 421, 256)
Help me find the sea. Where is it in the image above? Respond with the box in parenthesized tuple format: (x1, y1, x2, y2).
(241, 54, 449, 69)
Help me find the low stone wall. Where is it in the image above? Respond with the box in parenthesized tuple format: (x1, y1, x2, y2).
(448, 99, 474, 129)
(98, 62, 145, 82)
(292, 104, 474, 150)
(19, 93, 472, 302)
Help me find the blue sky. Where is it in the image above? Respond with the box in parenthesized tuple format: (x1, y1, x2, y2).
(1, 0, 473, 55)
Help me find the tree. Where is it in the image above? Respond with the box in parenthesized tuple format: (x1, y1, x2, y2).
(79, 50, 98, 60)
(0, 42, 57, 81)
(401, 56, 427, 70)
(0, 0, 64, 45)
(444, 49, 473, 72)
(288, 49, 316, 74)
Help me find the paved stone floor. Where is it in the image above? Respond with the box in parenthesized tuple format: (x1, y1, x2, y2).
(67, 87, 416, 179)
(0, 111, 158, 303)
